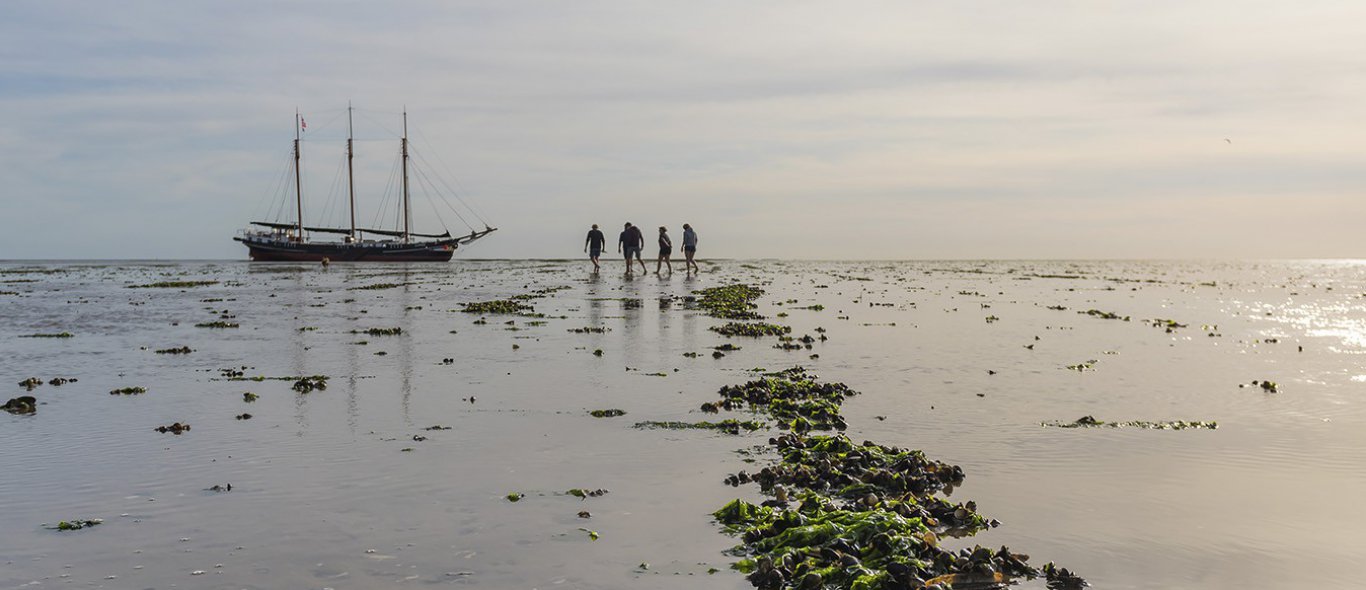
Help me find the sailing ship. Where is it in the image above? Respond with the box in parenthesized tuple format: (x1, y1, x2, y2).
(235, 107, 496, 262)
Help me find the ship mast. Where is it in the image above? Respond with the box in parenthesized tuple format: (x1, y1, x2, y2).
(347, 103, 357, 242)
(400, 109, 411, 244)
(294, 110, 304, 240)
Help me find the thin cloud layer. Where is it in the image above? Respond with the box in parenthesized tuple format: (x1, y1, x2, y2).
(2, 1, 1363, 259)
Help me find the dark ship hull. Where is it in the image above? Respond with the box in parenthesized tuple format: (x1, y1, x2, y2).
(235, 235, 456, 262)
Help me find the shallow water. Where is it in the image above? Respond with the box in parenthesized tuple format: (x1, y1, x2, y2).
(2, 259, 1364, 589)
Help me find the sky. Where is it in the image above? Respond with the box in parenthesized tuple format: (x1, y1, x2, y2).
(2, 0, 1364, 260)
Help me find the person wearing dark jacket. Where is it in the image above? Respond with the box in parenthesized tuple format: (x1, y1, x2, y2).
(618, 222, 646, 274)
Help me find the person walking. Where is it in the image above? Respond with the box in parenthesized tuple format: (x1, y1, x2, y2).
(655, 226, 673, 274)
(681, 223, 699, 274)
(618, 222, 647, 275)
(584, 224, 606, 271)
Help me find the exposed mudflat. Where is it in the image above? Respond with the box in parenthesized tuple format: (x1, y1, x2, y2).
(2, 259, 1364, 589)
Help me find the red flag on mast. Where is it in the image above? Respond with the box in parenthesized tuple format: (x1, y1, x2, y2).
(300, 117, 307, 131)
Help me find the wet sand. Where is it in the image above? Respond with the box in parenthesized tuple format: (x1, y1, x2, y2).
(2, 259, 1365, 589)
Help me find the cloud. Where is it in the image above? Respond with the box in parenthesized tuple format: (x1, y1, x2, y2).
(2, 0, 1365, 259)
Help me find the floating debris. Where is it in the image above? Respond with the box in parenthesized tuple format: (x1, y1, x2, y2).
(18, 377, 42, 389)
(194, 321, 239, 329)
(109, 387, 147, 395)
(242, 392, 259, 402)
(578, 527, 600, 541)
(506, 492, 524, 502)
(235, 413, 252, 420)
(566, 488, 610, 499)
(353, 327, 402, 336)
(589, 409, 627, 418)
(1043, 415, 1217, 430)
(155, 346, 193, 355)
(569, 326, 611, 333)
(18, 332, 74, 338)
(205, 484, 232, 492)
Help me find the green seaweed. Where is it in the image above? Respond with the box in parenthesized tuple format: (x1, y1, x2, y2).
(589, 409, 627, 418)
(712, 323, 792, 338)
(18, 332, 74, 338)
(688, 284, 767, 320)
(461, 300, 533, 314)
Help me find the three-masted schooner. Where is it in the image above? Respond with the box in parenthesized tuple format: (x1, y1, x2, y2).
(235, 107, 496, 262)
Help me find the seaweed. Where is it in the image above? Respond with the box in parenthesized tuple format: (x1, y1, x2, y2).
(689, 284, 767, 320)
(1043, 416, 1217, 430)
(634, 420, 768, 434)
(48, 519, 103, 531)
(154, 422, 191, 434)
(461, 299, 533, 314)
(155, 346, 193, 354)
(194, 321, 239, 329)
(3, 396, 37, 415)
(109, 387, 147, 395)
(713, 323, 793, 338)
(292, 376, 329, 393)
(1079, 309, 1128, 321)
(128, 280, 218, 289)
(18, 332, 74, 338)
(589, 409, 627, 418)
(703, 369, 1081, 590)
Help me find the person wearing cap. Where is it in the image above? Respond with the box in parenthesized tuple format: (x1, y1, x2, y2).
(584, 223, 606, 271)
(655, 226, 673, 274)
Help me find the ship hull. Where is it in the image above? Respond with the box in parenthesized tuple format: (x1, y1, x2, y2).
(234, 236, 456, 262)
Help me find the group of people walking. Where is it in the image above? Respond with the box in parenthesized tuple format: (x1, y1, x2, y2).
(584, 222, 699, 275)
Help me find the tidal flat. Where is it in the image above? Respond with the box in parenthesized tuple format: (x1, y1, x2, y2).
(2, 259, 1365, 589)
